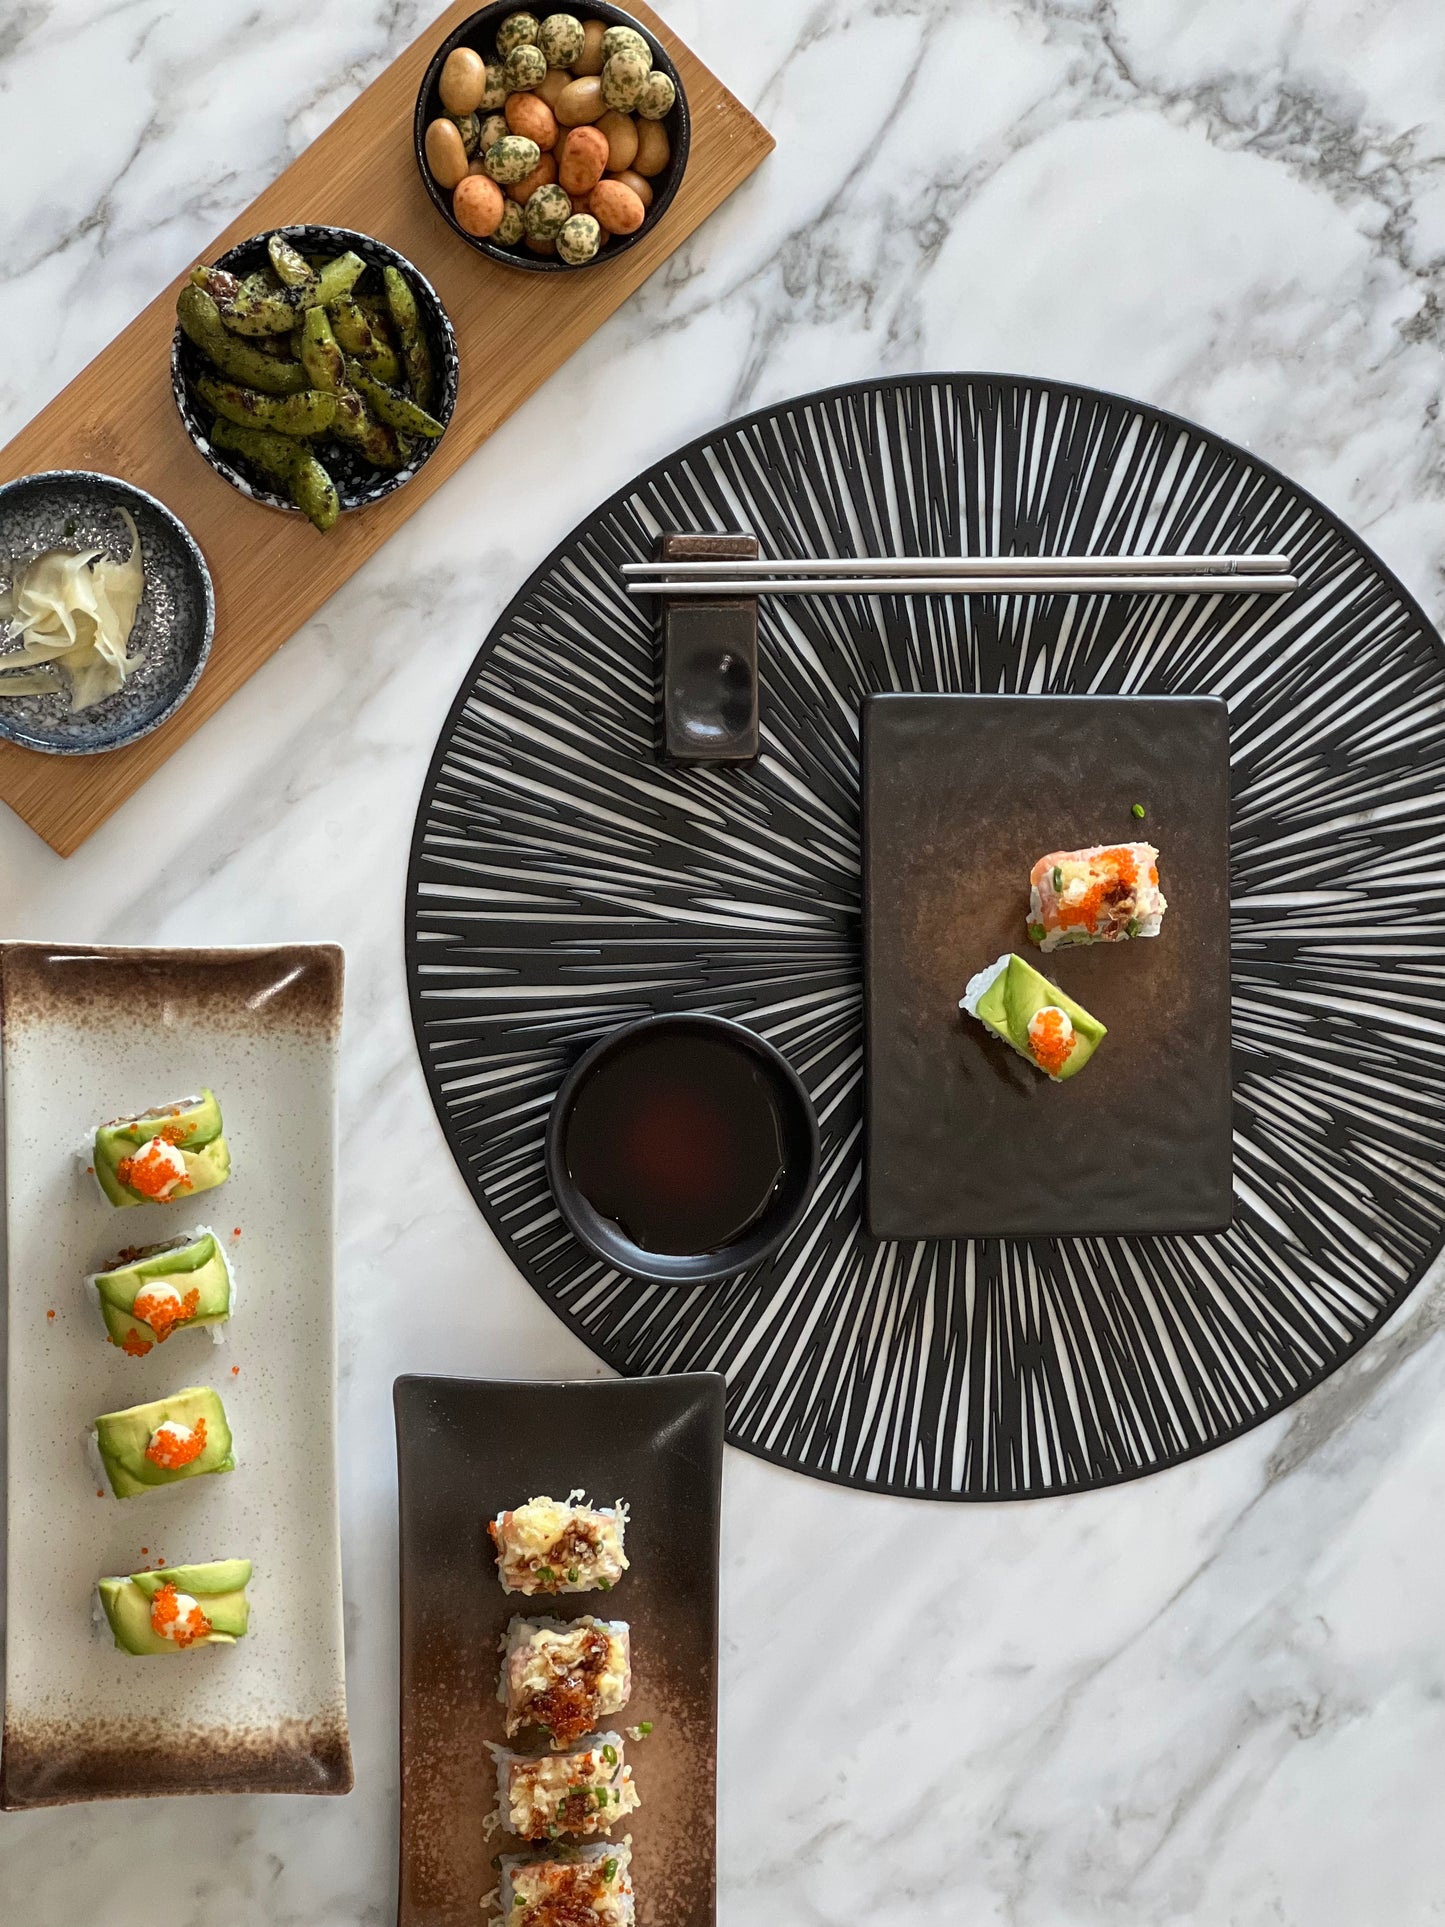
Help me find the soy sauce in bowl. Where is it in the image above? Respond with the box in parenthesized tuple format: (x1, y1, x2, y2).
(546, 1015, 819, 1285)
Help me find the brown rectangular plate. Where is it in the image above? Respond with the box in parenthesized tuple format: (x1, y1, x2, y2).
(394, 1373, 724, 1927)
(0, 2, 773, 857)
(863, 693, 1232, 1238)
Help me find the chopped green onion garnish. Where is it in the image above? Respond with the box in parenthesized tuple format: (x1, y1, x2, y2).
(567, 1568, 579, 1583)
(602, 1744, 618, 1765)
(598, 1577, 611, 1590)
(537, 1565, 555, 1582)
(1125, 917, 1141, 938)
(603, 1859, 618, 1882)
(637, 1721, 652, 1736)
(1132, 802, 1145, 818)
(1051, 865, 1063, 892)
(1027, 922, 1046, 945)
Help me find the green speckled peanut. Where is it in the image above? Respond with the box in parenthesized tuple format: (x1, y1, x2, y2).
(484, 134, 542, 183)
(600, 51, 648, 112)
(537, 12, 584, 67)
(556, 212, 601, 264)
(600, 24, 651, 69)
(524, 181, 573, 240)
(503, 42, 548, 92)
(495, 11, 541, 56)
(636, 71, 675, 120)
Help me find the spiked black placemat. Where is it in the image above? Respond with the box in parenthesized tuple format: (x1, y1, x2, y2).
(406, 373, 1445, 1499)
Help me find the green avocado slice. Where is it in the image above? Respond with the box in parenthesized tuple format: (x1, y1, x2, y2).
(93, 1089, 229, 1207)
(962, 953, 1106, 1081)
(98, 1559, 252, 1656)
(93, 1386, 235, 1499)
(92, 1233, 233, 1352)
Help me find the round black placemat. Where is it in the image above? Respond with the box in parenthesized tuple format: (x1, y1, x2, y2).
(406, 373, 1445, 1499)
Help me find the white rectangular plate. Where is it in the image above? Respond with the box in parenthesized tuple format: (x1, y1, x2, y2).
(1, 943, 352, 1808)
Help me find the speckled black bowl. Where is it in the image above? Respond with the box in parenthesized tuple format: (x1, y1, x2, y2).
(170, 225, 459, 520)
(0, 472, 214, 756)
(414, 3, 690, 272)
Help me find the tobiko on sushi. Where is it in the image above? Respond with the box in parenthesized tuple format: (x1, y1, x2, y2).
(1027, 842, 1166, 951)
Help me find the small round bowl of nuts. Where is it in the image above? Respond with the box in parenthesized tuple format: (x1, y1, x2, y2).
(414, 3, 689, 270)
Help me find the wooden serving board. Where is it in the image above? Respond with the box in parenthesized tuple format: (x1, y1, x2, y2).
(0, 4, 773, 856)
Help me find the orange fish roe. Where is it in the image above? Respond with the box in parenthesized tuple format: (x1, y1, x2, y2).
(230, 1365, 240, 1377)
(1027, 1007, 1076, 1079)
(1045, 846, 1136, 933)
(115, 1136, 193, 1201)
(119, 1330, 153, 1358)
(232, 1227, 241, 1238)
(149, 1581, 211, 1648)
(96, 1488, 105, 1498)
(145, 1417, 208, 1471)
(46, 1308, 55, 1322)
(132, 1283, 201, 1341)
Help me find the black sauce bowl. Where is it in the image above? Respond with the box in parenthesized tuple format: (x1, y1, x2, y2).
(545, 1013, 820, 1284)
(413, 2, 690, 272)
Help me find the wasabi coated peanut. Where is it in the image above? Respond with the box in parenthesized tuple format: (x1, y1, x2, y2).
(600, 51, 648, 113)
(195, 375, 337, 438)
(600, 24, 651, 68)
(494, 199, 526, 245)
(267, 232, 316, 290)
(495, 10, 540, 56)
(299, 306, 347, 390)
(503, 42, 547, 92)
(177, 286, 309, 394)
(636, 70, 675, 119)
(330, 386, 404, 467)
(480, 60, 508, 109)
(556, 212, 601, 265)
(484, 134, 541, 184)
(524, 182, 573, 241)
(344, 360, 447, 439)
(330, 299, 402, 384)
(210, 420, 339, 532)
(382, 265, 434, 408)
(537, 12, 584, 66)
(451, 110, 482, 158)
(478, 110, 509, 151)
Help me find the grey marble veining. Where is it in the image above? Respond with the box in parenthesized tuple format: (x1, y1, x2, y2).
(2, 1, 1445, 1922)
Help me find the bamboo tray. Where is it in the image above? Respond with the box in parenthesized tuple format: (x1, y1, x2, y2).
(0, 3, 773, 856)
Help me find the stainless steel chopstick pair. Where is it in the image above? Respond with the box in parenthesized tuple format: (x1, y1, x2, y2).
(625, 553, 1298, 597)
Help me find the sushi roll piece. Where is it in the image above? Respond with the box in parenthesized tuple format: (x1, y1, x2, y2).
(491, 1493, 630, 1596)
(500, 1616, 632, 1749)
(90, 1230, 233, 1357)
(96, 1558, 252, 1655)
(91, 1088, 230, 1207)
(961, 953, 1106, 1082)
(1028, 842, 1167, 951)
(92, 1385, 235, 1499)
(493, 1733, 641, 1840)
(499, 1839, 634, 1927)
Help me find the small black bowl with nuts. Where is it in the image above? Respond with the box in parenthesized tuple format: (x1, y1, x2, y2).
(413, 3, 690, 271)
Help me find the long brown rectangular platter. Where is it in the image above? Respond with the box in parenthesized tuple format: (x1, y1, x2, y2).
(394, 1373, 724, 1927)
(0, 3, 773, 857)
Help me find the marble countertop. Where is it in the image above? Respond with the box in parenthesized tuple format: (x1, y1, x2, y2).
(3, 1, 1445, 1921)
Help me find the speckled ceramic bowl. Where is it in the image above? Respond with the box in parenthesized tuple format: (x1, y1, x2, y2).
(170, 225, 459, 520)
(414, 3, 690, 272)
(0, 471, 214, 756)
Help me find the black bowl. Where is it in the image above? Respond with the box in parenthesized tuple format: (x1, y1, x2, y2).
(414, 2, 690, 272)
(545, 1014, 819, 1284)
(171, 224, 459, 519)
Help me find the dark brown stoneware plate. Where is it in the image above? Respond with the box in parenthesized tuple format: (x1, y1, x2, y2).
(394, 1373, 724, 1927)
(863, 693, 1231, 1238)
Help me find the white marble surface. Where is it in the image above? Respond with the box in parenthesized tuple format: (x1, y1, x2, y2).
(3, 0, 1445, 1921)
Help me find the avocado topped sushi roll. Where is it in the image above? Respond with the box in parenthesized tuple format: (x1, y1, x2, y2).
(90, 1229, 233, 1357)
(500, 1617, 632, 1749)
(91, 1088, 230, 1207)
(499, 1839, 634, 1927)
(493, 1733, 641, 1840)
(97, 1558, 252, 1655)
(1028, 842, 1167, 950)
(491, 1493, 630, 1596)
(93, 1386, 235, 1499)
(961, 953, 1107, 1082)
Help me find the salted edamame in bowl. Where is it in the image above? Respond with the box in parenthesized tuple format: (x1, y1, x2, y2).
(415, 4, 690, 270)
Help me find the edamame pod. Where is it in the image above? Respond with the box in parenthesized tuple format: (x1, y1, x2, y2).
(315, 251, 368, 307)
(217, 270, 310, 336)
(330, 387, 405, 467)
(177, 286, 308, 394)
(330, 300, 402, 384)
(383, 265, 435, 407)
(210, 420, 340, 532)
(267, 232, 317, 290)
(344, 361, 446, 438)
(195, 375, 337, 438)
(299, 307, 347, 391)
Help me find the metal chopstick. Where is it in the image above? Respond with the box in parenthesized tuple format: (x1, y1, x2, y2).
(631, 572, 1298, 597)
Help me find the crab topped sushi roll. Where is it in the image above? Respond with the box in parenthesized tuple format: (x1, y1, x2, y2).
(1028, 843, 1167, 951)
(500, 1616, 632, 1749)
(491, 1493, 629, 1596)
(91, 1088, 230, 1207)
(90, 1229, 233, 1357)
(493, 1732, 641, 1840)
(499, 1839, 634, 1927)
(961, 954, 1107, 1082)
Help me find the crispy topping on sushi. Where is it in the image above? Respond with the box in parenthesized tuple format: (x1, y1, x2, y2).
(91, 1231, 233, 1354)
(500, 1617, 632, 1750)
(495, 1734, 641, 1840)
(91, 1089, 230, 1208)
(1028, 842, 1166, 950)
(500, 1839, 634, 1927)
(961, 954, 1106, 1083)
(491, 1494, 630, 1596)
(151, 1582, 212, 1648)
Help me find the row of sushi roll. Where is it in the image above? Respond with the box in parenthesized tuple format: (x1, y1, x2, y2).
(73, 1091, 256, 1656)
(961, 841, 1167, 1082)
(486, 1496, 640, 1925)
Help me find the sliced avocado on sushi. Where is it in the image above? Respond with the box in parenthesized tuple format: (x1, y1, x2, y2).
(93, 1089, 230, 1207)
(93, 1386, 235, 1499)
(961, 953, 1106, 1082)
(92, 1231, 233, 1357)
(98, 1558, 252, 1655)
